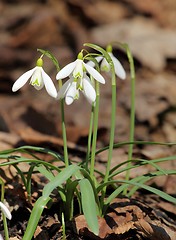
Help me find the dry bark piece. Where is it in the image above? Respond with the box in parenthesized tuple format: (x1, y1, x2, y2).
(134, 218, 171, 240)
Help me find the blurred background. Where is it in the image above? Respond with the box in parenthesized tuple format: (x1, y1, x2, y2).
(0, 0, 176, 156)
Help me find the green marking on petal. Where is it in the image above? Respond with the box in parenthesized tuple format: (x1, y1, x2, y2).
(102, 65, 110, 72)
(77, 85, 83, 91)
(74, 72, 82, 79)
(31, 78, 40, 86)
(75, 93, 79, 100)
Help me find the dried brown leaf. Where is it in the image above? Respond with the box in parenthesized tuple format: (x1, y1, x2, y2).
(91, 17, 176, 71)
(134, 218, 171, 240)
(74, 214, 113, 239)
(113, 221, 135, 235)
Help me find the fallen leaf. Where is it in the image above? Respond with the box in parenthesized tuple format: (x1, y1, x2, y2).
(134, 218, 171, 240)
(90, 17, 176, 71)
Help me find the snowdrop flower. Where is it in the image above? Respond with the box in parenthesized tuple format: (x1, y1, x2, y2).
(88, 45, 126, 80)
(56, 52, 105, 104)
(0, 201, 12, 220)
(12, 58, 57, 98)
(57, 73, 96, 105)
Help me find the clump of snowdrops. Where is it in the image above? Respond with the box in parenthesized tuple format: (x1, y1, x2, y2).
(0, 43, 176, 240)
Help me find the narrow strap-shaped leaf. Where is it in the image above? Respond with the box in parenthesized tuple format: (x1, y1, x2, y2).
(36, 165, 55, 181)
(23, 196, 50, 240)
(104, 178, 176, 205)
(43, 164, 79, 198)
(79, 179, 99, 236)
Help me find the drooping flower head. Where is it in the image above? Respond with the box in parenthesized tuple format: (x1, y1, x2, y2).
(56, 51, 105, 105)
(12, 58, 57, 98)
(0, 201, 12, 220)
(88, 44, 126, 80)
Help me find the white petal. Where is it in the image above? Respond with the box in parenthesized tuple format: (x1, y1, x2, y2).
(0, 234, 3, 240)
(83, 62, 105, 84)
(56, 60, 77, 80)
(41, 69, 57, 98)
(86, 56, 103, 67)
(100, 58, 110, 72)
(110, 53, 126, 80)
(33, 82, 44, 90)
(95, 56, 103, 63)
(82, 76, 96, 103)
(65, 82, 78, 105)
(57, 78, 73, 99)
(73, 59, 83, 79)
(0, 201, 12, 220)
(31, 67, 44, 90)
(12, 67, 36, 92)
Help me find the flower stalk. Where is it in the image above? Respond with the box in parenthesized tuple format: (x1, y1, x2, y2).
(90, 81, 100, 180)
(60, 97, 69, 167)
(83, 43, 120, 210)
(123, 44, 136, 191)
(101, 60, 117, 210)
(85, 104, 94, 169)
(56, 63, 69, 167)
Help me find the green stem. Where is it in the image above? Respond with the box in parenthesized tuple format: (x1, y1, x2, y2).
(58, 78, 69, 167)
(123, 45, 136, 193)
(85, 105, 94, 169)
(60, 98, 69, 167)
(90, 82, 100, 180)
(55, 58, 69, 167)
(101, 69, 116, 211)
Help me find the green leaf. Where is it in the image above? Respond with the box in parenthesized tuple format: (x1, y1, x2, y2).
(79, 179, 99, 236)
(109, 157, 171, 179)
(36, 165, 55, 181)
(95, 141, 176, 157)
(43, 164, 80, 198)
(23, 196, 50, 240)
(103, 174, 176, 205)
(65, 180, 79, 220)
(0, 145, 64, 162)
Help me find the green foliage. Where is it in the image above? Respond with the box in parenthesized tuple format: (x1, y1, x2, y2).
(79, 179, 99, 235)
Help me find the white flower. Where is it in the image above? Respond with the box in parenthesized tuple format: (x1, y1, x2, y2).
(57, 73, 96, 105)
(0, 201, 12, 220)
(88, 52, 126, 80)
(56, 57, 105, 104)
(12, 58, 57, 98)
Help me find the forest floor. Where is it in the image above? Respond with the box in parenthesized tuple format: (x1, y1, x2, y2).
(0, 0, 176, 239)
